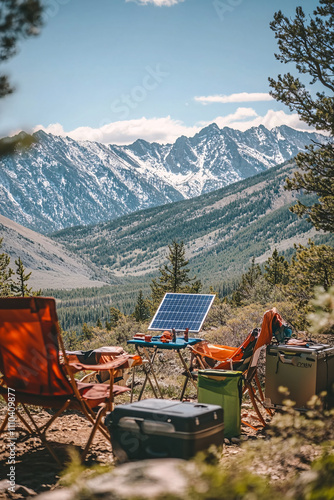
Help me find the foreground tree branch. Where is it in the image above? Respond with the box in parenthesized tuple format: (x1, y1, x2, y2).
(269, 0, 334, 232)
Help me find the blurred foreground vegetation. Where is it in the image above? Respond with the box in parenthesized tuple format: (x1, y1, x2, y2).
(61, 395, 334, 499)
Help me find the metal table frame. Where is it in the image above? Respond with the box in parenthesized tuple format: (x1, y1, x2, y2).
(127, 337, 202, 401)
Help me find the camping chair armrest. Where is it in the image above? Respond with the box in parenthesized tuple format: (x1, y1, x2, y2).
(68, 354, 142, 373)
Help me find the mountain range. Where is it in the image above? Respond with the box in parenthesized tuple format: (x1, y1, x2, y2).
(1, 159, 333, 321)
(0, 124, 326, 233)
(52, 160, 333, 291)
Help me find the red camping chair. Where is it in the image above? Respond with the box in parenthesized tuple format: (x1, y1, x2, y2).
(189, 308, 285, 427)
(0, 297, 142, 462)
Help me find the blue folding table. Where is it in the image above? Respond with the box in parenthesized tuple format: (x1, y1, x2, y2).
(127, 336, 203, 400)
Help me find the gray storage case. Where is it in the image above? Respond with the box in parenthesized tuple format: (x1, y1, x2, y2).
(264, 343, 334, 410)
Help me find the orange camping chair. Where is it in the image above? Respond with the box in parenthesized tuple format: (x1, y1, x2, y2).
(0, 297, 142, 462)
(189, 308, 285, 427)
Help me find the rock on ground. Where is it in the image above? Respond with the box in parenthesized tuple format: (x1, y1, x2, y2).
(35, 459, 192, 500)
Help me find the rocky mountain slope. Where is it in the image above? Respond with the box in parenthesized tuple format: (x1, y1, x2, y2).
(0, 125, 326, 233)
(0, 215, 111, 290)
(52, 161, 334, 290)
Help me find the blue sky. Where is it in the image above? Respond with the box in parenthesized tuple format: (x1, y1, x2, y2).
(0, 0, 320, 144)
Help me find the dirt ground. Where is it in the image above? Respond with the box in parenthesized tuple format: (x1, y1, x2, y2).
(0, 406, 115, 499)
(0, 394, 266, 500)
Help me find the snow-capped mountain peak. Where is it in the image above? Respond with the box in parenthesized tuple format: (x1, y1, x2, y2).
(0, 124, 326, 233)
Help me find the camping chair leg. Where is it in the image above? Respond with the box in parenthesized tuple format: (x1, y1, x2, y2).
(241, 419, 259, 431)
(0, 406, 33, 437)
(195, 353, 207, 370)
(244, 383, 266, 427)
(254, 372, 264, 401)
(0, 412, 8, 433)
(16, 406, 34, 434)
(81, 405, 108, 461)
(39, 400, 72, 434)
(253, 373, 273, 417)
(78, 400, 110, 441)
(20, 403, 61, 466)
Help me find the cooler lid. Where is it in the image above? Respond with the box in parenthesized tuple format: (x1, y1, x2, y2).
(198, 370, 243, 378)
(268, 343, 330, 354)
(111, 398, 222, 416)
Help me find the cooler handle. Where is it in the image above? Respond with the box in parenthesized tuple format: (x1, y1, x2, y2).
(276, 352, 304, 373)
(278, 352, 293, 364)
(145, 446, 169, 459)
(118, 417, 144, 432)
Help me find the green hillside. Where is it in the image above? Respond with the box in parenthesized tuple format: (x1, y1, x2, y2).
(52, 160, 333, 285)
(48, 160, 334, 328)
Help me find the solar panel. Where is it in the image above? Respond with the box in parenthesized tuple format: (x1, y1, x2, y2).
(148, 293, 215, 333)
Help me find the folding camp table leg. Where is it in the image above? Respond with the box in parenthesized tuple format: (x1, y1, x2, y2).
(177, 350, 197, 400)
(135, 346, 163, 400)
(130, 365, 136, 403)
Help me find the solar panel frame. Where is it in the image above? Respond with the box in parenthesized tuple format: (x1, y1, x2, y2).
(148, 293, 215, 333)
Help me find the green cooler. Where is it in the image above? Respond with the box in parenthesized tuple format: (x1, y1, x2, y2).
(198, 370, 243, 438)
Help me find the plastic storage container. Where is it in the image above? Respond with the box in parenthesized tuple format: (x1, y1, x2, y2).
(198, 370, 243, 438)
(105, 399, 224, 461)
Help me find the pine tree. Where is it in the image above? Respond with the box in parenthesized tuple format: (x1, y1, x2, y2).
(286, 240, 334, 308)
(110, 306, 121, 328)
(82, 323, 93, 341)
(63, 330, 78, 350)
(149, 240, 202, 312)
(134, 290, 150, 322)
(233, 257, 262, 305)
(264, 248, 289, 286)
(11, 257, 32, 297)
(269, 1, 334, 232)
(0, 238, 13, 296)
(96, 318, 102, 329)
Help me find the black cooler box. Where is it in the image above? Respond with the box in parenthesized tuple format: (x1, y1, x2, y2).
(265, 343, 334, 410)
(105, 399, 224, 461)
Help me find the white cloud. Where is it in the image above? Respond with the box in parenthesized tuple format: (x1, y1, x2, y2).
(33, 117, 199, 145)
(216, 109, 313, 132)
(195, 92, 274, 105)
(126, 0, 184, 6)
(198, 107, 258, 129)
(33, 109, 315, 145)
